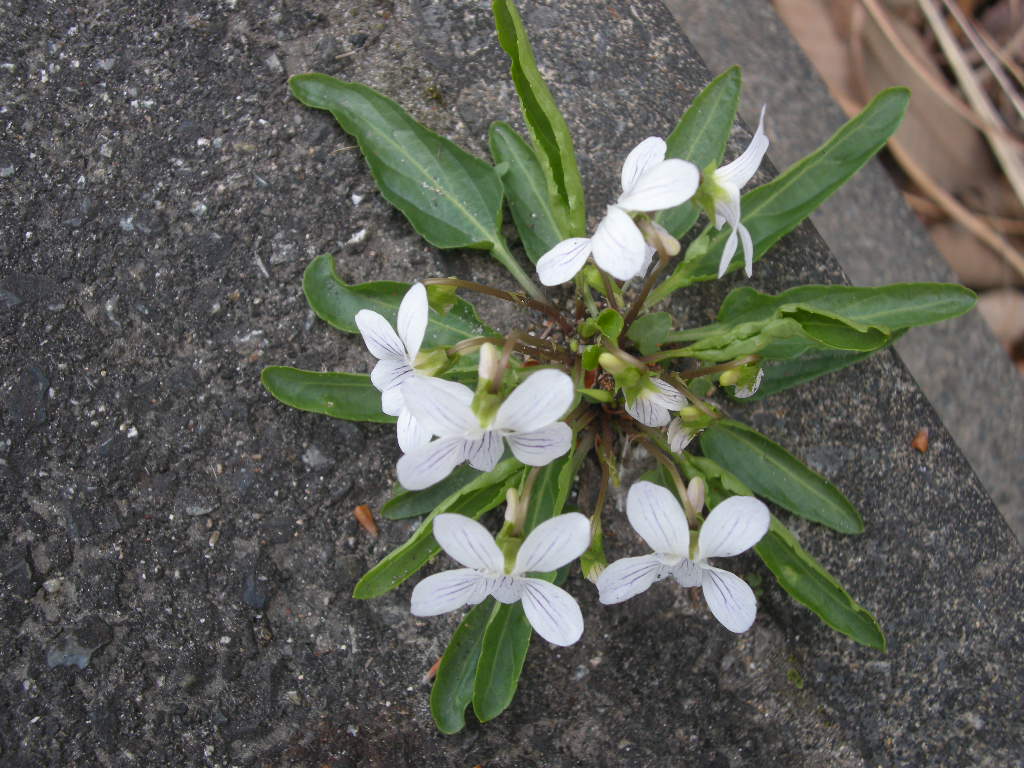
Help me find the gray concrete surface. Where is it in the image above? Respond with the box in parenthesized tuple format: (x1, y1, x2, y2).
(2, 1, 1022, 765)
(665, 0, 1024, 539)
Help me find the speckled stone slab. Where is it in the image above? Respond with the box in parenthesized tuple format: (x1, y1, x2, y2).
(1, 1, 1021, 766)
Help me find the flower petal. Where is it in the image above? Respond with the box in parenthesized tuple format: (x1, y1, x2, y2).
(701, 566, 758, 633)
(371, 358, 414, 395)
(380, 380, 406, 417)
(616, 158, 700, 212)
(401, 376, 477, 438)
(520, 578, 584, 646)
(717, 227, 739, 278)
(671, 558, 703, 588)
(648, 378, 684, 411)
(490, 574, 523, 604)
(739, 222, 754, 278)
(536, 238, 592, 286)
(505, 422, 572, 466)
(625, 390, 670, 428)
(397, 282, 428, 360)
(410, 569, 489, 616)
(396, 436, 467, 490)
(697, 495, 770, 559)
(667, 418, 697, 453)
(514, 512, 590, 574)
(461, 430, 505, 472)
(396, 408, 432, 452)
(733, 367, 764, 399)
(637, 242, 657, 280)
(432, 513, 505, 572)
(355, 309, 405, 361)
(626, 480, 690, 556)
(494, 369, 574, 433)
(591, 205, 646, 281)
(716, 105, 769, 189)
(596, 554, 667, 604)
(620, 136, 666, 197)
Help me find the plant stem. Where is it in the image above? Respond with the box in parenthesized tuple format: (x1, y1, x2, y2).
(423, 275, 573, 335)
(489, 238, 550, 305)
(597, 268, 622, 312)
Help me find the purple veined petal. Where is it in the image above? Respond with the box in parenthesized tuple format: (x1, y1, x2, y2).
(494, 369, 574, 434)
(671, 557, 703, 588)
(410, 568, 489, 616)
(667, 418, 697, 453)
(461, 430, 504, 472)
(371, 358, 414, 395)
(591, 205, 646, 281)
(616, 159, 700, 213)
(491, 574, 524, 604)
(432, 513, 505, 572)
(396, 282, 428, 361)
(620, 136, 666, 197)
(536, 237, 592, 286)
(396, 408, 432, 453)
(717, 227, 739, 279)
(625, 390, 670, 428)
(648, 378, 685, 411)
(733, 367, 764, 399)
(505, 422, 573, 467)
(354, 309, 406, 361)
(596, 554, 667, 604)
(697, 495, 770, 559)
(739, 222, 755, 277)
(514, 512, 590, 574)
(626, 480, 690, 557)
(520, 578, 584, 646)
(701, 566, 758, 633)
(396, 436, 467, 491)
(716, 105, 769, 189)
(380, 384, 405, 418)
(401, 376, 477, 438)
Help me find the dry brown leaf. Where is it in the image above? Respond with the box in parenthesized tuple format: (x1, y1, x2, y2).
(977, 287, 1024, 348)
(929, 221, 1024, 286)
(912, 427, 930, 452)
(353, 504, 379, 538)
(775, 0, 855, 99)
(858, 9, 997, 193)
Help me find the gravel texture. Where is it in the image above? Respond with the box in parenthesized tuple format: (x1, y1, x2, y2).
(2, 1, 1022, 766)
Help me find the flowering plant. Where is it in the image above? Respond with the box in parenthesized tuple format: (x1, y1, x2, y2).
(262, 0, 975, 733)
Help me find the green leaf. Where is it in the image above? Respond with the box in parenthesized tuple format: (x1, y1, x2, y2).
(595, 308, 624, 341)
(700, 421, 863, 534)
(657, 66, 742, 238)
(381, 465, 483, 520)
(492, 0, 586, 235)
(626, 311, 672, 356)
(431, 598, 496, 733)
(756, 516, 885, 650)
(581, 344, 602, 370)
(472, 601, 534, 722)
(260, 367, 394, 424)
(716, 283, 977, 330)
(291, 73, 505, 250)
(781, 307, 889, 352)
(470, 451, 575, 723)
(352, 459, 523, 599)
(302, 253, 493, 345)
(578, 387, 613, 403)
(488, 121, 564, 263)
(650, 88, 910, 300)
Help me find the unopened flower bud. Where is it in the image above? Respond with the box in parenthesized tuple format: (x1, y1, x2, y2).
(597, 352, 629, 376)
(478, 342, 500, 386)
(686, 477, 705, 517)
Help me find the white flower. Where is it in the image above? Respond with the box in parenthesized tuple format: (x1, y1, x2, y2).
(712, 106, 769, 279)
(396, 369, 574, 490)
(411, 512, 591, 646)
(354, 283, 433, 452)
(624, 377, 684, 428)
(733, 367, 764, 398)
(667, 416, 699, 452)
(537, 137, 699, 285)
(597, 481, 769, 633)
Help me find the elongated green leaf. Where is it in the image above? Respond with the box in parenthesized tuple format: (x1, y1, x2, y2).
(431, 598, 496, 733)
(489, 121, 563, 263)
(756, 516, 885, 650)
(472, 601, 534, 722)
(782, 307, 889, 352)
(302, 253, 493, 345)
(260, 367, 394, 424)
(291, 73, 504, 250)
(700, 421, 863, 534)
(493, 0, 585, 235)
(650, 88, 909, 301)
(626, 311, 672, 356)
(717, 283, 977, 329)
(353, 459, 523, 599)
(523, 450, 576, 531)
(381, 465, 483, 521)
(657, 66, 742, 238)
